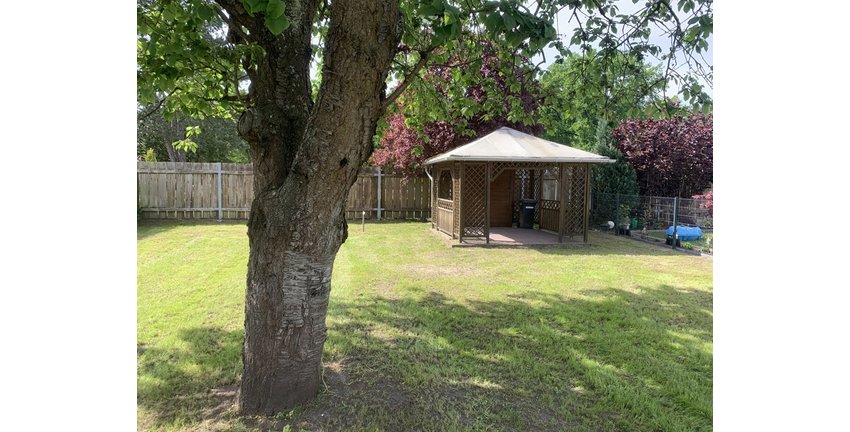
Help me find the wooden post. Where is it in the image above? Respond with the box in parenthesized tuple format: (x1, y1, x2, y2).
(614, 192, 621, 236)
(216, 162, 223, 221)
(536, 167, 543, 228)
(485, 162, 491, 244)
(584, 163, 591, 244)
(457, 162, 463, 243)
(672, 196, 679, 250)
(376, 167, 382, 221)
(558, 163, 566, 243)
(509, 169, 515, 227)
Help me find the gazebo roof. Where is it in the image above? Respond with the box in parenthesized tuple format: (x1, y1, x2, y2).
(424, 127, 615, 165)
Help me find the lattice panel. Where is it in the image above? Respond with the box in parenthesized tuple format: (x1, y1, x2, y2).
(492, 162, 559, 182)
(533, 169, 541, 224)
(453, 163, 461, 238)
(564, 164, 588, 237)
(539, 199, 560, 232)
(512, 169, 530, 224)
(541, 167, 560, 199)
(461, 163, 487, 237)
(431, 168, 439, 227)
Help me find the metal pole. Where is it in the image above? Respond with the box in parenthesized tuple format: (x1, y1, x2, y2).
(614, 192, 620, 236)
(583, 163, 590, 244)
(376, 167, 382, 221)
(216, 162, 223, 221)
(672, 196, 679, 250)
(485, 162, 491, 244)
(361, 211, 365, 232)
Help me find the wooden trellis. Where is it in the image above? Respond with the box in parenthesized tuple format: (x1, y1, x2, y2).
(428, 160, 594, 244)
(460, 163, 487, 239)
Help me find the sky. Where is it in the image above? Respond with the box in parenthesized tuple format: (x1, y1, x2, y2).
(532, 1, 714, 100)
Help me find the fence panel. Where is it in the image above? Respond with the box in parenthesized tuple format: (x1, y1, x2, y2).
(139, 162, 430, 221)
(590, 191, 713, 254)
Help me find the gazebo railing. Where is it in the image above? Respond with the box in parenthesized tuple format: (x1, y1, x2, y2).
(539, 199, 560, 232)
(436, 198, 454, 234)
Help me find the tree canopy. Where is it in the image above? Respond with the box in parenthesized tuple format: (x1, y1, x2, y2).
(540, 50, 670, 150)
(371, 39, 544, 174)
(612, 113, 713, 197)
(138, 0, 713, 124)
(590, 118, 640, 196)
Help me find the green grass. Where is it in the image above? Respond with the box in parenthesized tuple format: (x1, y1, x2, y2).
(138, 221, 713, 431)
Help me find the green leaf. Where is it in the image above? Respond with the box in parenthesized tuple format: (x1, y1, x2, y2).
(243, 0, 266, 15)
(505, 31, 524, 46)
(544, 24, 556, 40)
(265, 15, 290, 35)
(198, 5, 214, 21)
(484, 12, 502, 32)
(266, 0, 285, 19)
(419, 0, 443, 17)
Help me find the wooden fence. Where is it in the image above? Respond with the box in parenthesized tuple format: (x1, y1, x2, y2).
(137, 162, 431, 220)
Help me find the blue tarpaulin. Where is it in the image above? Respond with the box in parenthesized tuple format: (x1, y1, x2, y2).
(666, 226, 703, 241)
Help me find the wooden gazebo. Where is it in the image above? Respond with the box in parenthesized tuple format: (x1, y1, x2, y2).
(424, 127, 614, 245)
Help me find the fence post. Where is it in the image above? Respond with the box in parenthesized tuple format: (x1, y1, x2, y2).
(216, 162, 223, 221)
(672, 196, 679, 250)
(376, 167, 382, 221)
(614, 192, 621, 236)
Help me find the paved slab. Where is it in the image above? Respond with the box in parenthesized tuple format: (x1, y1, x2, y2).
(433, 227, 588, 247)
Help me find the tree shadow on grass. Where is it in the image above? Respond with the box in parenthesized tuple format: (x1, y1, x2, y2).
(138, 284, 712, 432)
(137, 327, 243, 429)
(289, 284, 713, 432)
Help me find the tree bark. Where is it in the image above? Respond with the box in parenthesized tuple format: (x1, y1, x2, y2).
(164, 118, 188, 162)
(218, 0, 402, 414)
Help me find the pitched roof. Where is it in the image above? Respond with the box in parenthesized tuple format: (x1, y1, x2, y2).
(423, 127, 615, 165)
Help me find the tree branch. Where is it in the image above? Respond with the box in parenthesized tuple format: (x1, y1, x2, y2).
(138, 96, 168, 121)
(214, 5, 249, 41)
(381, 46, 435, 110)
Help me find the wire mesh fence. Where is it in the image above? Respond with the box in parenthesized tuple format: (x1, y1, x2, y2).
(590, 192, 713, 254)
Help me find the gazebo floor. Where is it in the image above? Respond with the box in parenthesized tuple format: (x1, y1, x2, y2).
(435, 227, 589, 248)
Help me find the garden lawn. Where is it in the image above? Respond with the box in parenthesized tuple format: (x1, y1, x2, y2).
(138, 221, 713, 432)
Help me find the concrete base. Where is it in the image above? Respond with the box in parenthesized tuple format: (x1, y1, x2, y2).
(434, 227, 588, 248)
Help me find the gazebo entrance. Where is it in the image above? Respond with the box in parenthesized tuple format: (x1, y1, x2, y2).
(430, 161, 594, 245)
(425, 127, 614, 246)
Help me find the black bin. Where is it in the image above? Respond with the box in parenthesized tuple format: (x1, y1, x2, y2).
(519, 199, 537, 229)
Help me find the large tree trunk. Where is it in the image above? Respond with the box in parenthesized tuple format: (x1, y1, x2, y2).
(164, 119, 188, 162)
(218, 0, 401, 414)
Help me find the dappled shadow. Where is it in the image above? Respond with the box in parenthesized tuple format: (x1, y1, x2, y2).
(285, 284, 713, 431)
(137, 284, 712, 431)
(137, 326, 243, 428)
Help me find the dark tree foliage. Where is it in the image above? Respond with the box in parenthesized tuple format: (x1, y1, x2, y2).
(612, 113, 713, 197)
(591, 118, 639, 195)
(138, 108, 250, 163)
